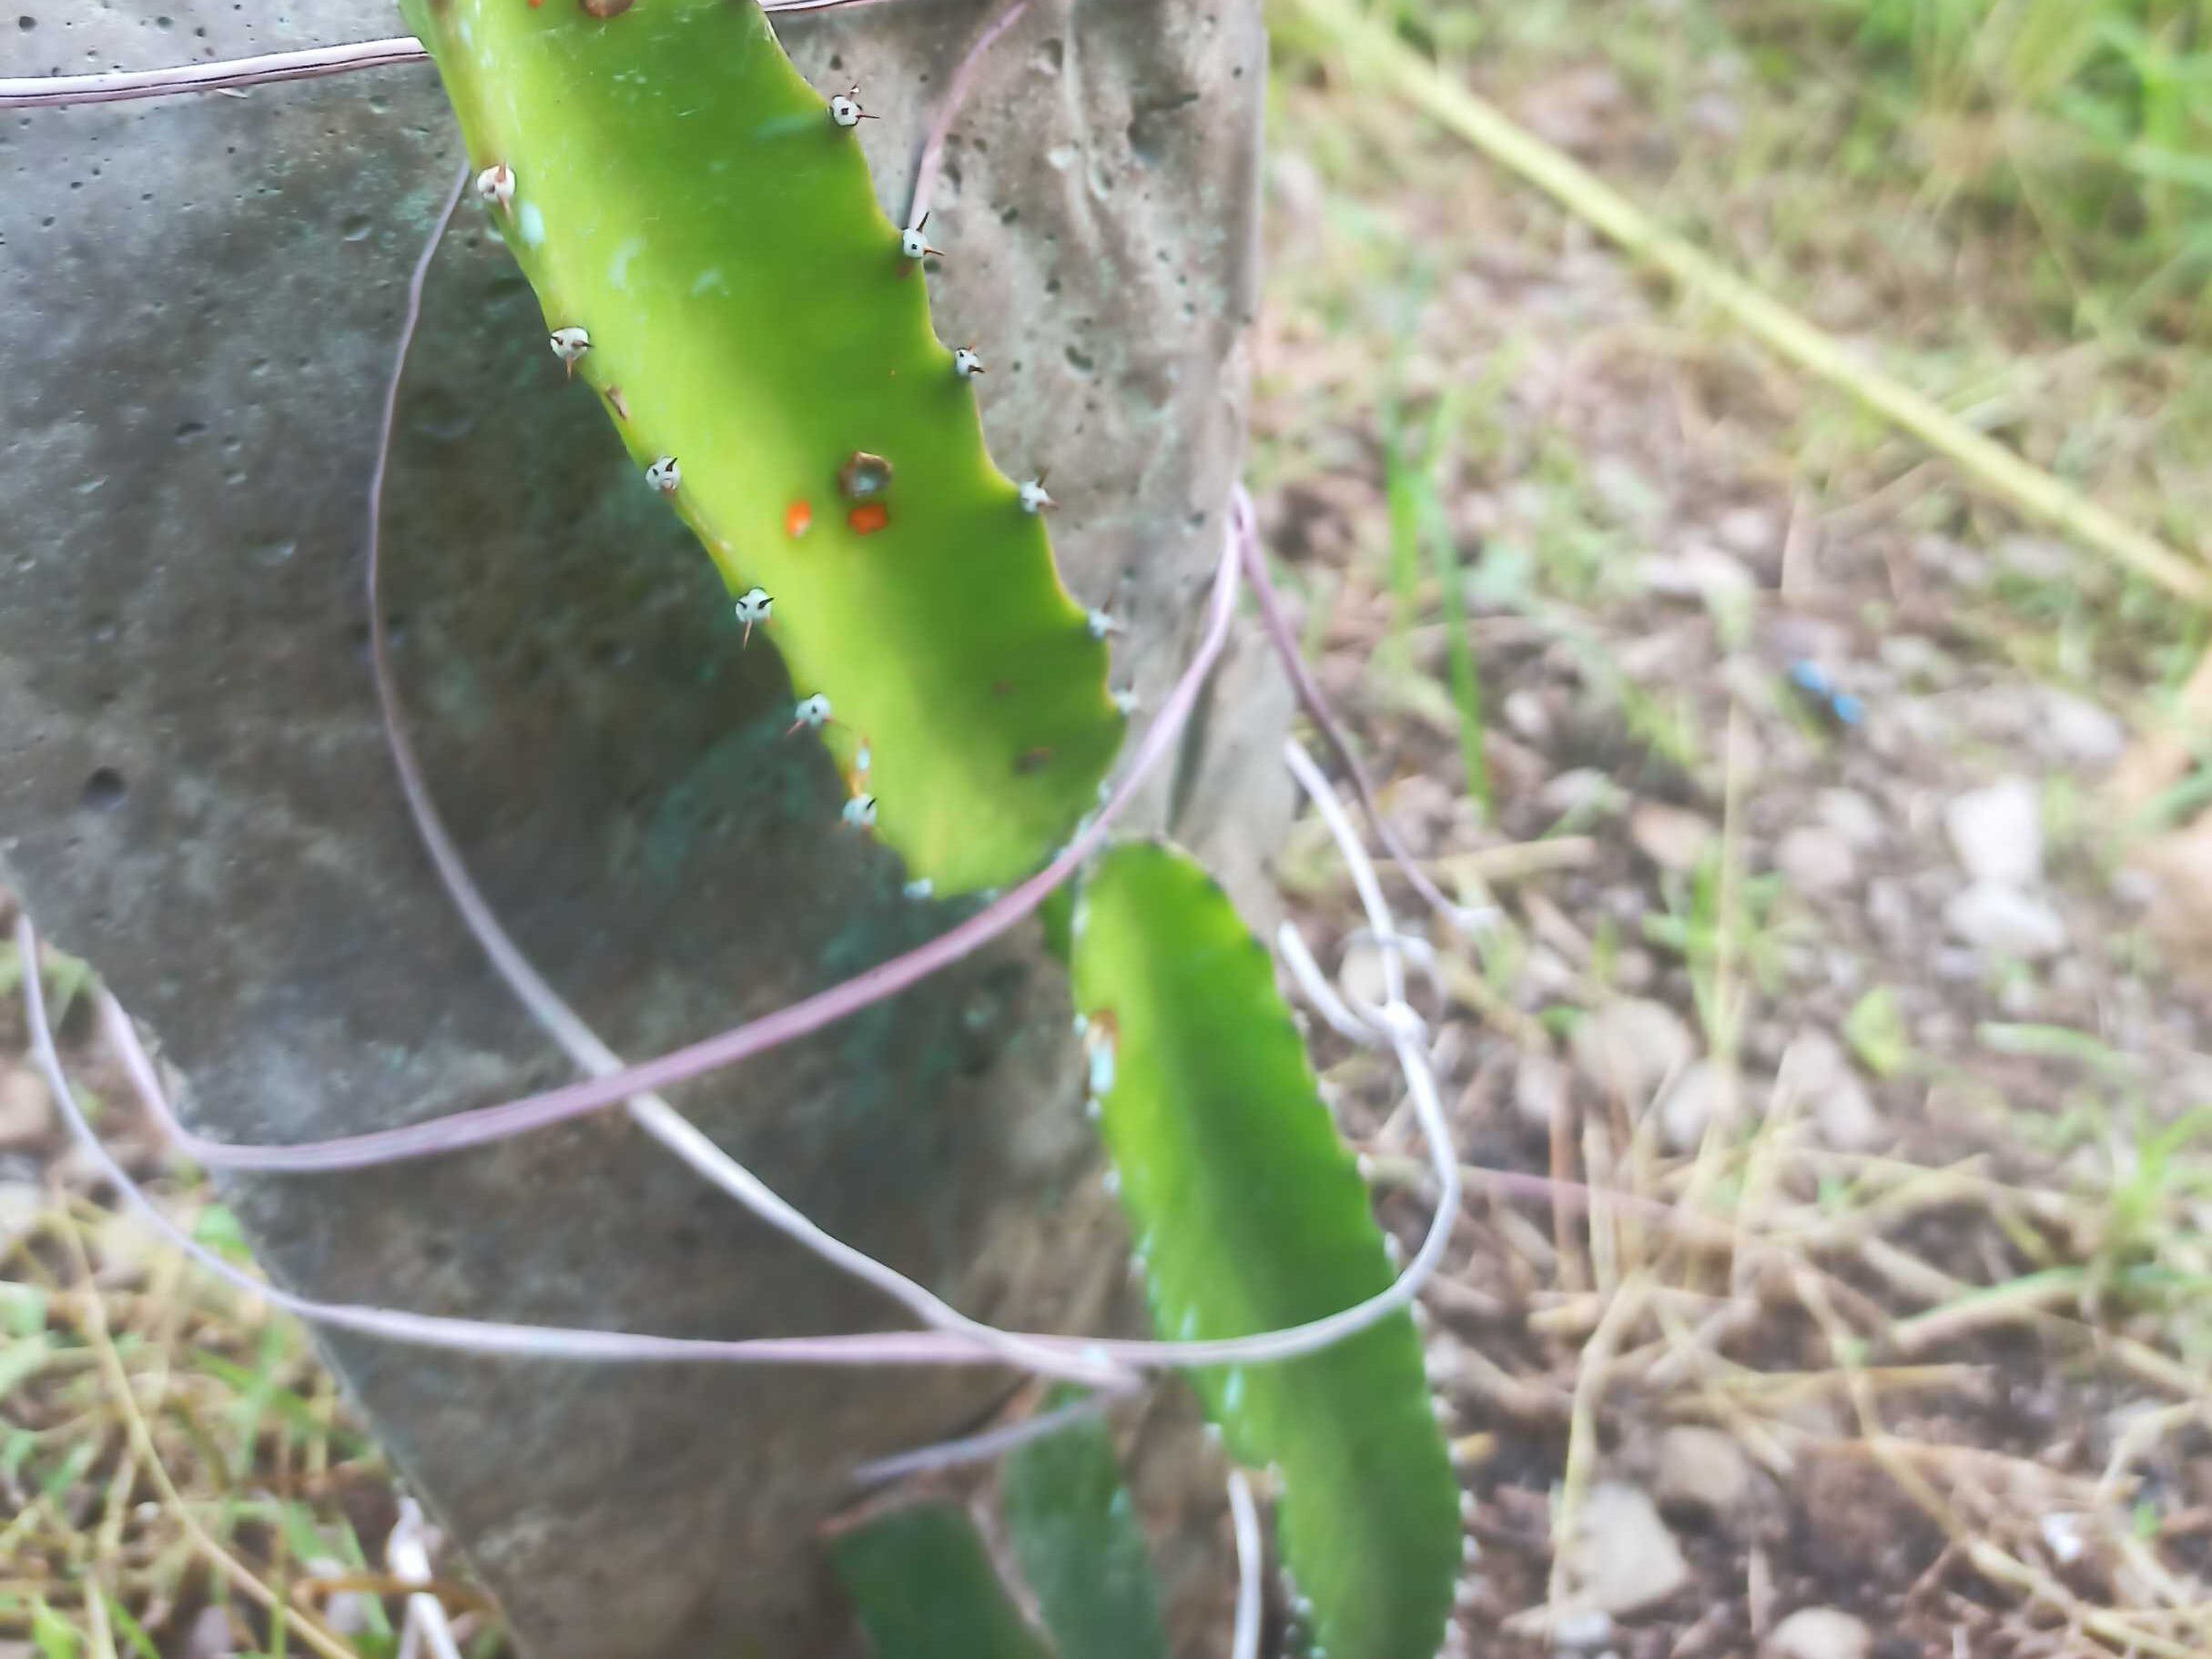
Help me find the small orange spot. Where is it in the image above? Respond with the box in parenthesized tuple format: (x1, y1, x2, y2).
(989, 680, 1014, 698)
(847, 503, 891, 536)
(786, 500, 813, 540)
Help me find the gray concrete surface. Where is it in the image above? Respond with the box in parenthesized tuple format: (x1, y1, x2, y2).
(0, 2, 1283, 1654)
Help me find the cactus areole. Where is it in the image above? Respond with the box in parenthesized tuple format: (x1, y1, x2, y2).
(400, 0, 1124, 895)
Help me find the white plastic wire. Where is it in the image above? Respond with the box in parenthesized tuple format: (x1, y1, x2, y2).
(1227, 1469, 1264, 1659)
(0, 0, 920, 111)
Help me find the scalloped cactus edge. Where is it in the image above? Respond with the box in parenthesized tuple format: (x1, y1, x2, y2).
(833, 1502, 1056, 1659)
(1070, 841, 1460, 1659)
(397, 0, 1123, 896)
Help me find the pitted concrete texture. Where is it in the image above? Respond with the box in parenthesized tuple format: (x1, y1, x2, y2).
(1, 3, 1275, 1655)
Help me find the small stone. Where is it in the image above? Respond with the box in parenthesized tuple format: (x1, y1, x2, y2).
(1339, 936, 1392, 1013)
(1760, 1607, 1871, 1659)
(1943, 883, 2068, 960)
(1955, 685, 2040, 746)
(1503, 686, 1552, 743)
(1997, 534, 2073, 583)
(1589, 456, 1662, 527)
(1524, 946, 1578, 996)
(2041, 692, 2126, 767)
(1637, 543, 1754, 603)
(1385, 773, 1457, 859)
(1877, 633, 1953, 688)
(1656, 1060, 1726, 1154)
(1876, 696, 1948, 753)
(1552, 1608, 1616, 1652)
(1931, 945, 1980, 981)
(1715, 505, 1777, 558)
(1620, 627, 1705, 684)
(1780, 1032, 1882, 1149)
(1912, 532, 1989, 588)
(0, 1066, 53, 1148)
(2039, 1512, 2087, 1565)
(184, 1604, 238, 1659)
(1814, 788, 1885, 849)
(1630, 801, 1716, 874)
(1811, 1069, 1882, 1151)
(1944, 778, 2045, 887)
(2111, 868, 2157, 908)
(1557, 1483, 1689, 1616)
(0, 1179, 45, 1247)
(1913, 1008, 1963, 1051)
(1745, 1021, 1790, 1068)
(91, 1209, 156, 1288)
(1654, 1425, 1750, 1516)
(1864, 878, 1917, 953)
(1541, 768, 1624, 819)
(1514, 1049, 1571, 1134)
(1774, 825, 1857, 896)
(1689, 86, 1743, 139)
(309, 1556, 376, 1638)
(1268, 150, 1323, 234)
(1572, 999, 1695, 1107)
(1610, 947, 1657, 992)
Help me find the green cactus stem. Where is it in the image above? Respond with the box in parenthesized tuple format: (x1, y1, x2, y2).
(1000, 1403, 1172, 1659)
(835, 1411, 1172, 1659)
(1070, 842, 1459, 1659)
(832, 1502, 1056, 1659)
(399, 0, 1121, 895)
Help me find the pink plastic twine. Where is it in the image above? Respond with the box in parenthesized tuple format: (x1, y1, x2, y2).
(19, 920, 1031, 1371)
(22, 0, 1473, 1385)
(905, 0, 1030, 232)
(0, 0, 917, 111)
(122, 541, 1241, 1178)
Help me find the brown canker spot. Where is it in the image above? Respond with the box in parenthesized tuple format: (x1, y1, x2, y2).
(837, 451, 894, 501)
(1014, 746, 1054, 775)
(578, 0, 634, 16)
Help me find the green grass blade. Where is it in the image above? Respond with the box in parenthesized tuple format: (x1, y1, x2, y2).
(400, 0, 1122, 895)
(1382, 397, 1425, 660)
(102, 1595, 161, 1659)
(1000, 1407, 1171, 1659)
(1417, 390, 1490, 814)
(832, 1502, 1054, 1659)
(1070, 843, 1457, 1659)
(29, 1600, 79, 1659)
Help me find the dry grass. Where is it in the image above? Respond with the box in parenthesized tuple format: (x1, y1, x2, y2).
(0, 918, 485, 1658)
(1263, 4, 2212, 1650)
